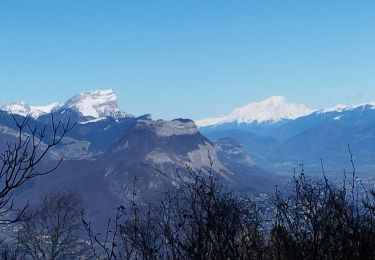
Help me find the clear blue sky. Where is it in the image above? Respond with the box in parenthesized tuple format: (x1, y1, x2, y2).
(1, 1, 375, 120)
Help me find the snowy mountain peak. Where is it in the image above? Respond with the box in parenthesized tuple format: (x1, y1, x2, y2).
(64, 89, 129, 118)
(318, 104, 349, 113)
(0, 102, 62, 118)
(317, 101, 375, 114)
(0, 89, 131, 119)
(0, 102, 30, 117)
(196, 96, 314, 127)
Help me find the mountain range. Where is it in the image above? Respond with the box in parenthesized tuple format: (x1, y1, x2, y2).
(0, 89, 131, 119)
(2, 89, 375, 223)
(0, 89, 276, 224)
(196, 96, 314, 127)
(2, 90, 375, 176)
(198, 96, 375, 176)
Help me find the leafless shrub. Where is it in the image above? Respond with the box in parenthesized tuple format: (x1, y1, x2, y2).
(0, 113, 74, 223)
(18, 191, 88, 259)
(269, 149, 375, 259)
(83, 165, 265, 259)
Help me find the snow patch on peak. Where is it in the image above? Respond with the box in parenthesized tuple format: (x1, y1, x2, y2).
(78, 117, 108, 125)
(196, 96, 314, 127)
(32, 102, 63, 114)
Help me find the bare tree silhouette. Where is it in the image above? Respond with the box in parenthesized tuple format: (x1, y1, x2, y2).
(0, 113, 75, 223)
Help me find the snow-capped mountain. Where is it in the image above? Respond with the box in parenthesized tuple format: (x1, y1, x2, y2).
(64, 89, 130, 118)
(0, 102, 62, 117)
(0, 89, 131, 120)
(317, 102, 375, 114)
(200, 97, 375, 175)
(196, 96, 314, 127)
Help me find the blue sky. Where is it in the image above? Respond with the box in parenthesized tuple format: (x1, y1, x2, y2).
(1, 1, 375, 120)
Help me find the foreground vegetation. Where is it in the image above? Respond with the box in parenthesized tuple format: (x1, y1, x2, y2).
(1, 116, 375, 259)
(1, 162, 375, 259)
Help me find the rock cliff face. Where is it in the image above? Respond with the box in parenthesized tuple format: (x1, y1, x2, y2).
(104, 117, 230, 200)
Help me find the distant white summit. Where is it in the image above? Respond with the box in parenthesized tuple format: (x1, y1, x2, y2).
(196, 96, 375, 128)
(64, 89, 130, 118)
(196, 96, 314, 127)
(0, 89, 131, 119)
(0, 102, 63, 118)
(317, 102, 375, 114)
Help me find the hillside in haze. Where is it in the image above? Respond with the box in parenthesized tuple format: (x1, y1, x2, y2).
(198, 96, 375, 175)
(0, 89, 278, 224)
